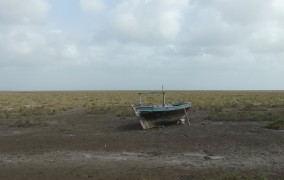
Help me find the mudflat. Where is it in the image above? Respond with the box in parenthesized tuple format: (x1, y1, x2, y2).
(0, 108, 283, 179)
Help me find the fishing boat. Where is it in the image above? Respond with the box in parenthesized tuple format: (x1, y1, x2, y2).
(132, 91, 192, 129)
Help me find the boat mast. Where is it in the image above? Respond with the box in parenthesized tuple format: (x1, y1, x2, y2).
(138, 93, 142, 106)
(162, 85, 165, 107)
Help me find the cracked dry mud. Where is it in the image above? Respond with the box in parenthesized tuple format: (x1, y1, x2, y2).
(0, 109, 283, 179)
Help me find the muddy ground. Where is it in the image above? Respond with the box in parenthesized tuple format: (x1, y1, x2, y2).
(0, 108, 283, 180)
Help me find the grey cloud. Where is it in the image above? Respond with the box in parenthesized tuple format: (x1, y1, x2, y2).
(192, 0, 270, 25)
(0, 0, 49, 24)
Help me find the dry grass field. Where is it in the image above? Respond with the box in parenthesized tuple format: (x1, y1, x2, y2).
(0, 91, 284, 179)
(1, 91, 284, 129)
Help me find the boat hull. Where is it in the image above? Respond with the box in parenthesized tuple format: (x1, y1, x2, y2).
(139, 107, 189, 125)
(132, 102, 191, 129)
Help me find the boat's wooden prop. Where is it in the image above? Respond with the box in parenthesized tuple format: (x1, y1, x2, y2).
(131, 105, 154, 129)
(184, 108, 191, 126)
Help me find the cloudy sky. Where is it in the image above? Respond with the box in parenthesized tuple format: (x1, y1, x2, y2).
(0, 0, 284, 90)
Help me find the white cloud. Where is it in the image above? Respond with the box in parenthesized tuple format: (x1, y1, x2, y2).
(111, 0, 190, 41)
(88, 46, 105, 61)
(49, 29, 63, 34)
(270, 0, 284, 19)
(5, 30, 47, 55)
(0, 0, 49, 24)
(80, 0, 105, 13)
(247, 21, 284, 54)
(2, 0, 284, 90)
(0, 26, 83, 67)
(62, 43, 79, 59)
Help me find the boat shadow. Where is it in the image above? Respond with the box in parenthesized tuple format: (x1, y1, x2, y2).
(117, 120, 181, 131)
(117, 121, 142, 131)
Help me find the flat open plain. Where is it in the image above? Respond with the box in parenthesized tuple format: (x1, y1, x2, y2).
(0, 91, 283, 179)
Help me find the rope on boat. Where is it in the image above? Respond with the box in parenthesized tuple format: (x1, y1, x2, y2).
(184, 108, 190, 126)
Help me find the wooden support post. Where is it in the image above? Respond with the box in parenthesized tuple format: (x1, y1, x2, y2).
(184, 108, 190, 126)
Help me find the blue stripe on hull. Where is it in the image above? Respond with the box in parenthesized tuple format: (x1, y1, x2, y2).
(137, 103, 191, 112)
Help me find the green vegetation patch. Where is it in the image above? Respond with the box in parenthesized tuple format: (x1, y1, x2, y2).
(207, 111, 274, 121)
(114, 106, 134, 118)
(207, 110, 284, 130)
(85, 105, 133, 118)
(85, 106, 111, 114)
(18, 105, 56, 116)
(11, 117, 48, 127)
(265, 119, 284, 130)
